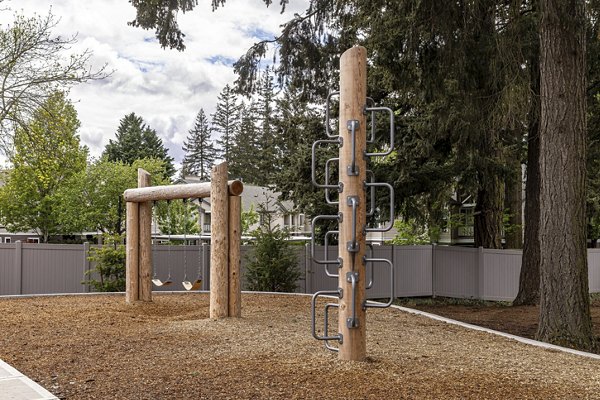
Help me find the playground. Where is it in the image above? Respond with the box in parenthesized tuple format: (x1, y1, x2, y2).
(1, 292, 599, 399)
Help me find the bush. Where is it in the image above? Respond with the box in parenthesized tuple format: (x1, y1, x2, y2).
(245, 200, 301, 292)
(85, 234, 126, 292)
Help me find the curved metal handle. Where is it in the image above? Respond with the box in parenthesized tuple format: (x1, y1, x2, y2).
(325, 158, 340, 205)
(311, 139, 342, 190)
(364, 106, 394, 157)
(310, 214, 342, 265)
(325, 91, 340, 137)
(363, 258, 395, 308)
(365, 182, 395, 233)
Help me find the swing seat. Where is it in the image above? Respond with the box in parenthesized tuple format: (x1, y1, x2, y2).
(152, 278, 173, 287)
(182, 279, 202, 291)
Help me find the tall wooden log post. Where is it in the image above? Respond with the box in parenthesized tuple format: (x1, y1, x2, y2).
(228, 195, 242, 317)
(125, 201, 139, 304)
(138, 169, 153, 302)
(210, 162, 230, 318)
(338, 46, 367, 361)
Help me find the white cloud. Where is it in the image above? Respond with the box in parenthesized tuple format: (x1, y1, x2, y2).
(0, 0, 308, 166)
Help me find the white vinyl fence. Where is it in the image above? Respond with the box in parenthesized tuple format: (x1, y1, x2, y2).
(2, 242, 600, 301)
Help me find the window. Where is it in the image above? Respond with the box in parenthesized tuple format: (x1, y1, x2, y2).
(4, 237, 11, 243)
(27, 237, 40, 244)
(458, 207, 475, 237)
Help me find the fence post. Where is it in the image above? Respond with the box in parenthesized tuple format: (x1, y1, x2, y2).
(477, 246, 485, 299)
(83, 242, 90, 293)
(14, 241, 22, 295)
(431, 244, 437, 298)
(304, 243, 311, 294)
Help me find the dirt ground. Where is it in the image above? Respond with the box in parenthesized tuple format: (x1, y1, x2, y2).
(402, 296, 600, 344)
(1, 293, 599, 399)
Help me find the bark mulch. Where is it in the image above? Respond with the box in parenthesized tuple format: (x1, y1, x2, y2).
(0, 293, 599, 399)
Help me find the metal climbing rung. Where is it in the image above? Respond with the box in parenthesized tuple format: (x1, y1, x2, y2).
(366, 170, 375, 217)
(311, 290, 343, 352)
(364, 106, 395, 158)
(325, 158, 340, 205)
(365, 182, 395, 233)
(312, 140, 343, 191)
(323, 230, 340, 277)
(310, 214, 342, 266)
(325, 91, 340, 138)
(363, 257, 395, 308)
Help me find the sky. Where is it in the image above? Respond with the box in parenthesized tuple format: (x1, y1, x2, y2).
(1, 0, 307, 168)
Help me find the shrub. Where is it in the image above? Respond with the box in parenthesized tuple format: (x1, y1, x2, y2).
(85, 234, 126, 292)
(245, 200, 301, 292)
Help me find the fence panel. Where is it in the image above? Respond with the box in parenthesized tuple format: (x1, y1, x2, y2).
(0, 244, 17, 295)
(588, 250, 600, 293)
(21, 244, 86, 294)
(4, 242, 600, 299)
(393, 245, 433, 297)
(307, 245, 339, 293)
(481, 249, 521, 301)
(433, 246, 479, 298)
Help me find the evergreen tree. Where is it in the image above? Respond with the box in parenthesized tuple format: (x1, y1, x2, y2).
(212, 84, 241, 165)
(103, 112, 175, 179)
(536, 0, 594, 351)
(254, 67, 278, 186)
(229, 102, 261, 183)
(182, 108, 216, 180)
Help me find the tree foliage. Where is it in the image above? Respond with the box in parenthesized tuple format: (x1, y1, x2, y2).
(104, 112, 175, 179)
(0, 9, 106, 153)
(182, 108, 216, 180)
(54, 158, 168, 236)
(156, 199, 200, 236)
(213, 84, 241, 165)
(85, 234, 126, 292)
(0, 91, 87, 242)
(245, 201, 301, 292)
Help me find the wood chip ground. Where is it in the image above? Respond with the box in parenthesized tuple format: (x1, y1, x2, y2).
(0, 293, 599, 399)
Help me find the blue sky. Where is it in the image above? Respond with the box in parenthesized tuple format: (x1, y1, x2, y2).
(0, 0, 307, 167)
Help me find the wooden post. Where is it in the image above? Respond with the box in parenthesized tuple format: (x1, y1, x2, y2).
(138, 169, 153, 302)
(338, 46, 368, 361)
(126, 201, 139, 303)
(210, 162, 229, 318)
(228, 195, 242, 317)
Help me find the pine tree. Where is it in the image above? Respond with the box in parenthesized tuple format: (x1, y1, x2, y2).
(182, 109, 216, 180)
(229, 102, 261, 183)
(212, 84, 241, 165)
(254, 67, 278, 186)
(103, 112, 175, 179)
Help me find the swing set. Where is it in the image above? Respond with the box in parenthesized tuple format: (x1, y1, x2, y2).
(123, 162, 243, 319)
(151, 199, 204, 291)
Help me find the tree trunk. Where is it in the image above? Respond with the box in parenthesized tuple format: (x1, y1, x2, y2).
(514, 32, 542, 306)
(504, 144, 523, 249)
(514, 125, 541, 305)
(537, 0, 594, 350)
(474, 170, 504, 249)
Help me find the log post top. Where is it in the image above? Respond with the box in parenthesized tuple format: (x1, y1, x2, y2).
(123, 180, 243, 203)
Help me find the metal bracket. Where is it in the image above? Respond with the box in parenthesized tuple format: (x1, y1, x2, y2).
(346, 272, 359, 329)
(346, 196, 359, 253)
(346, 120, 360, 176)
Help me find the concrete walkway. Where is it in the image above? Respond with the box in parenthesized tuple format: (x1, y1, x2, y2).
(0, 360, 57, 400)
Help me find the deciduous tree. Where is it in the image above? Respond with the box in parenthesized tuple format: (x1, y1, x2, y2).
(0, 91, 87, 242)
(0, 9, 105, 153)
